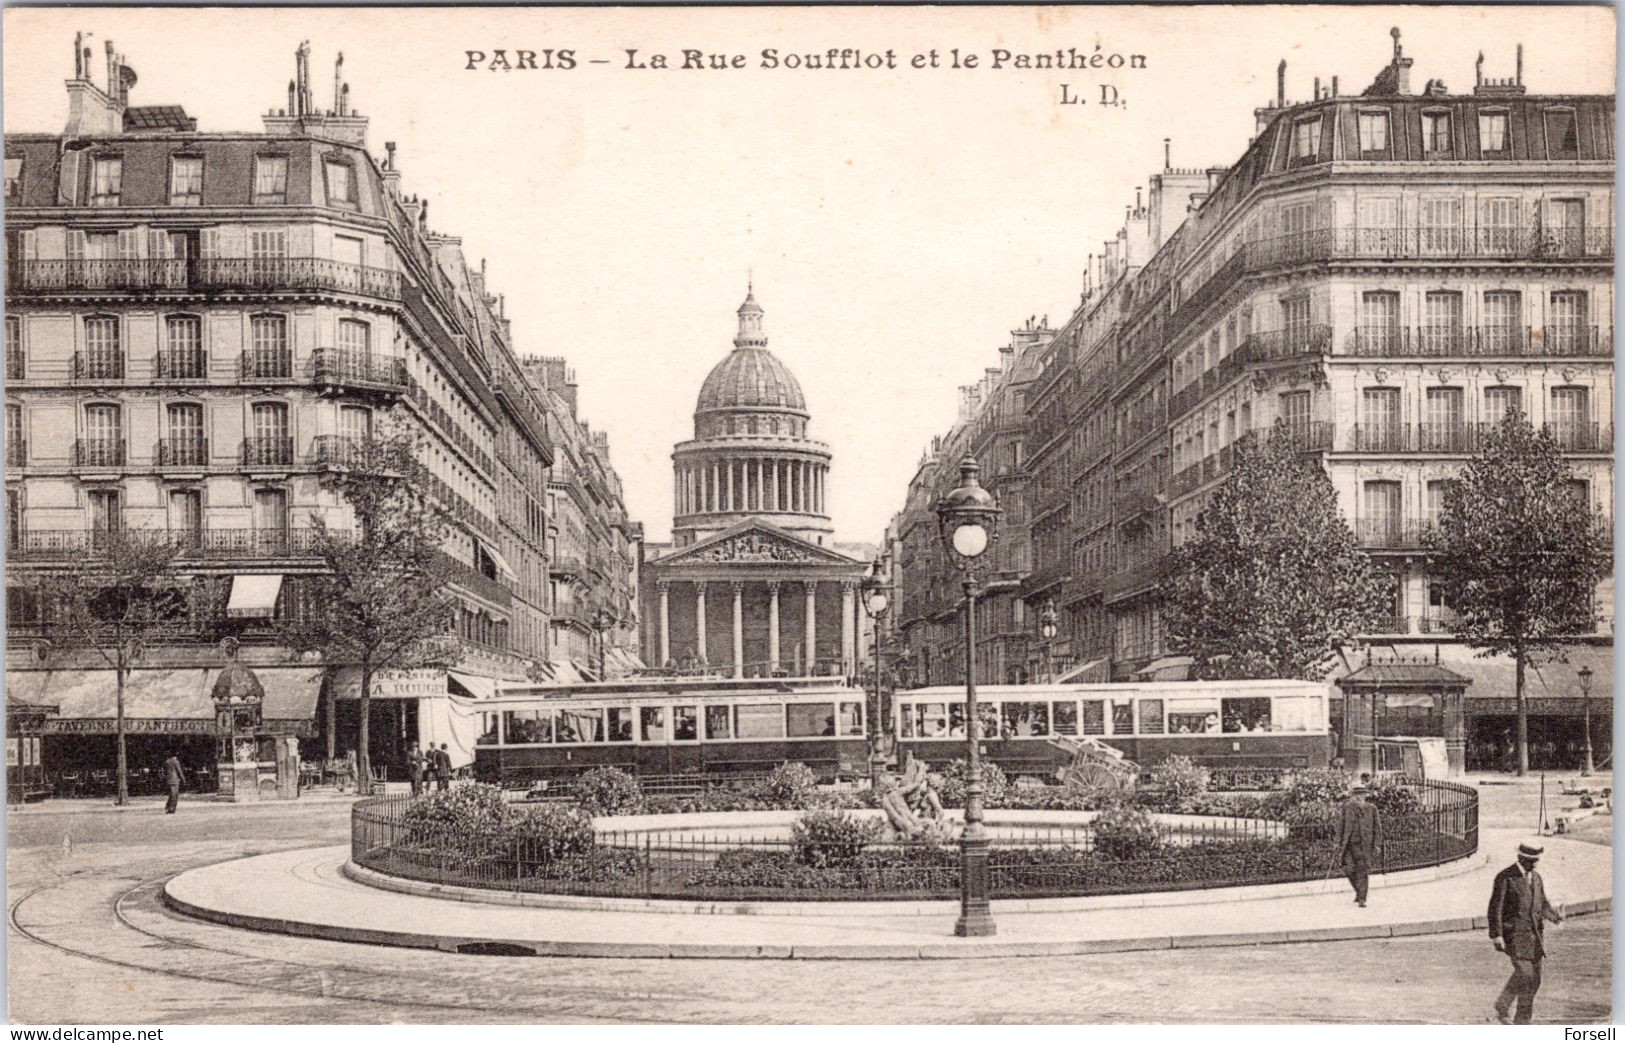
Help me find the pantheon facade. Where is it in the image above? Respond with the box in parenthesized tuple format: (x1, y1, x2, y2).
(640, 289, 871, 677)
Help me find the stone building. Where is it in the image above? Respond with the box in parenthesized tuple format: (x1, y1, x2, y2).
(1, 39, 626, 786)
(885, 34, 1614, 772)
(640, 289, 871, 678)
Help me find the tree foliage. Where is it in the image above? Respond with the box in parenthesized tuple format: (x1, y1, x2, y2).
(22, 532, 185, 804)
(1162, 428, 1387, 680)
(277, 426, 462, 793)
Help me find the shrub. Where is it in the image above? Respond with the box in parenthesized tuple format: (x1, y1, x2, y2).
(1279, 768, 1352, 808)
(1366, 774, 1422, 817)
(756, 761, 820, 807)
(401, 782, 508, 846)
(791, 810, 883, 867)
(936, 759, 1009, 808)
(1143, 755, 1211, 812)
(1091, 802, 1165, 861)
(504, 803, 596, 864)
(574, 766, 645, 817)
(1282, 798, 1342, 842)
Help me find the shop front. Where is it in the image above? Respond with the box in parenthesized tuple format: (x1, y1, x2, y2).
(7, 697, 58, 803)
(1435, 645, 1613, 773)
(328, 667, 494, 782)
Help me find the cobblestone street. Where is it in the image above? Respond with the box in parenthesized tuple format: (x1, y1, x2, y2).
(6, 792, 1612, 1024)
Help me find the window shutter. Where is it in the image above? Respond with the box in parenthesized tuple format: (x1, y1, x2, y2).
(200, 228, 218, 259)
(117, 229, 140, 260)
(20, 230, 37, 260)
(66, 229, 85, 262)
(148, 229, 168, 260)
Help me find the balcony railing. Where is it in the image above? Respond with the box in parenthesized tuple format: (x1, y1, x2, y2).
(156, 347, 207, 380)
(155, 437, 209, 467)
(1262, 420, 1335, 452)
(1351, 424, 1412, 453)
(73, 438, 125, 467)
(73, 352, 124, 382)
(240, 348, 294, 381)
(1419, 614, 1459, 635)
(9, 527, 340, 561)
(550, 556, 585, 578)
(5, 439, 25, 468)
(241, 436, 294, 467)
(1241, 324, 1334, 362)
(312, 348, 408, 393)
(6, 258, 403, 301)
(1416, 423, 1477, 453)
(1105, 555, 1171, 602)
(1545, 422, 1612, 452)
(1248, 226, 1613, 267)
(1346, 325, 1611, 359)
(1365, 616, 1412, 636)
(310, 434, 365, 468)
(1355, 519, 1430, 550)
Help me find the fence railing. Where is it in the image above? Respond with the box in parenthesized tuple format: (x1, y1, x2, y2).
(7, 257, 403, 300)
(349, 778, 1477, 901)
(8, 526, 340, 561)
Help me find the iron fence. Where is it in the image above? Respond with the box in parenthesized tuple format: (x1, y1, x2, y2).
(350, 778, 1476, 902)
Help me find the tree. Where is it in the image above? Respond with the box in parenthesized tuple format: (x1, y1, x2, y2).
(22, 533, 185, 805)
(278, 428, 461, 795)
(1163, 427, 1388, 680)
(1427, 412, 1612, 775)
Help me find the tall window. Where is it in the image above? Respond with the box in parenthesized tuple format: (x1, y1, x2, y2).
(337, 318, 371, 357)
(81, 403, 122, 466)
(248, 229, 288, 282)
(1548, 290, 1589, 353)
(162, 315, 204, 379)
(1422, 387, 1464, 451)
(1279, 390, 1311, 443)
(1421, 291, 1463, 353)
(1479, 111, 1509, 152)
(1480, 197, 1520, 255)
(253, 488, 289, 553)
(7, 489, 20, 551)
(5, 315, 21, 380)
(90, 158, 122, 206)
(325, 161, 357, 207)
(1359, 387, 1403, 450)
(1419, 197, 1462, 255)
(1482, 291, 1523, 353)
(1293, 118, 1321, 159)
(1422, 112, 1452, 152)
(248, 402, 290, 465)
(1357, 197, 1400, 255)
(252, 156, 288, 204)
(1424, 479, 1457, 529)
(5, 403, 23, 467)
(1483, 385, 1523, 426)
(1357, 111, 1390, 154)
(1549, 386, 1592, 449)
(1545, 109, 1579, 160)
(164, 403, 205, 465)
(1362, 480, 1403, 544)
(88, 489, 122, 538)
(247, 315, 289, 378)
(1281, 297, 1311, 343)
(167, 489, 202, 542)
(1547, 199, 1585, 257)
(168, 157, 203, 206)
(81, 315, 122, 379)
(1358, 291, 1401, 354)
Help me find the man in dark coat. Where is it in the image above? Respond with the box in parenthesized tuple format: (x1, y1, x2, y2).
(407, 746, 425, 797)
(435, 743, 452, 791)
(1489, 840, 1564, 1024)
(163, 754, 185, 814)
(1333, 783, 1380, 906)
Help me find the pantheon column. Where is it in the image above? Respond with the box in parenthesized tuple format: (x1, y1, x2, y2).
(731, 582, 745, 679)
(767, 582, 781, 674)
(657, 581, 671, 666)
(803, 581, 818, 673)
(695, 582, 708, 665)
(840, 581, 857, 675)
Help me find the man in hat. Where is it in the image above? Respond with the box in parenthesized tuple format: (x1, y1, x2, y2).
(1333, 783, 1380, 907)
(1488, 840, 1564, 1024)
(162, 753, 185, 814)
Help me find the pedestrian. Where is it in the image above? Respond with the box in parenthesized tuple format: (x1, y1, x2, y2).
(435, 743, 451, 791)
(163, 753, 185, 814)
(1489, 840, 1564, 1024)
(1333, 783, 1380, 907)
(407, 746, 425, 798)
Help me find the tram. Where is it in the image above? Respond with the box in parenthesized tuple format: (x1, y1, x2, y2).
(472, 677, 871, 787)
(894, 679, 1332, 779)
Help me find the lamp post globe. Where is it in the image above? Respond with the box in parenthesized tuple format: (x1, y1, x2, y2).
(590, 609, 616, 681)
(861, 558, 894, 788)
(1039, 597, 1058, 683)
(1578, 665, 1595, 776)
(933, 454, 1001, 938)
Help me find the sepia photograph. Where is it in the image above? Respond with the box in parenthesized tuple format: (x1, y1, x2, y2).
(0, 3, 1615, 1026)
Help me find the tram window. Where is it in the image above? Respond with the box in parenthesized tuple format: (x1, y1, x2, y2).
(1003, 701, 1050, 738)
(558, 709, 602, 743)
(1222, 697, 1272, 733)
(1081, 700, 1106, 735)
(640, 707, 666, 743)
(839, 702, 865, 736)
(979, 704, 1001, 739)
(787, 702, 837, 738)
(705, 705, 732, 740)
(1139, 699, 1166, 735)
(674, 706, 698, 741)
(1273, 697, 1312, 732)
(948, 704, 966, 738)
(913, 703, 948, 738)
(735, 703, 785, 739)
(503, 709, 552, 745)
(477, 712, 500, 745)
(1110, 700, 1135, 736)
(606, 708, 635, 743)
(899, 705, 915, 738)
(1168, 699, 1221, 734)
(1052, 701, 1079, 736)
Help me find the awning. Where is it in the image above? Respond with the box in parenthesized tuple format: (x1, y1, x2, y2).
(474, 537, 517, 583)
(1055, 657, 1111, 684)
(1136, 655, 1195, 682)
(331, 666, 447, 700)
(417, 691, 481, 769)
(201, 667, 324, 720)
(1435, 645, 1613, 704)
(226, 574, 284, 619)
(11, 669, 214, 735)
(447, 671, 496, 700)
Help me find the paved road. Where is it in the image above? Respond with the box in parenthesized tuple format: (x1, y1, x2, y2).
(6, 794, 1614, 1024)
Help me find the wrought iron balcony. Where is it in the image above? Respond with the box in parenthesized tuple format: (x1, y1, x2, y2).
(310, 434, 365, 468)
(312, 348, 408, 394)
(239, 348, 293, 381)
(1247, 226, 1613, 268)
(1350, 424, 1412, 453)
(1355, 519, 1429, 550)
(72, 352, 123, 382)
(241, 436, 294, 467)
(1416, 423, 1477, 453)
(156, 346, 207, 380)
(1258, 420, 1334, 452)
(1347, 324, 1611, 359)
(155, 437, 209, 467)
(1545, 421, 1612, 452)
(8, 526, 340, 561)
(73, 438, 125, 467)
(1240, 325, 1334, 363)
(550, 555, 585, 578)
(6, 257, 402, 301)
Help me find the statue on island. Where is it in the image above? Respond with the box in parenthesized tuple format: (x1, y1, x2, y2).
(877, 752, 952, 841)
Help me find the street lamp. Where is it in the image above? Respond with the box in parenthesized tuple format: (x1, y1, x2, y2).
(590, 608, 616, 681)
(934, 455, 1001, 938)
(1577, 665, 1594, 777)
(861, 556, 893, 788)
(1039, 598, 1058, 684)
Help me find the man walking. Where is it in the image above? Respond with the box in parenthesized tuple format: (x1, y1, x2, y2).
(435, 743, 452, 791)
(1489, 840, 1564, 1024)
(1333, 782, 1380, 907)
(407, 746, 425, 797)
(163, 754, 185, 814)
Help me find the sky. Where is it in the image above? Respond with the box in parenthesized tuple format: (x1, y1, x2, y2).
(3, 5, 1614, 544)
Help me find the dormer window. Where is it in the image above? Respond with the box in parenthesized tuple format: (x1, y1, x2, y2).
(1293, 118, 1321, 159)
(253, 156, 288, 205)
(1479, 111, 1510, 153)
(1545, 109, 1579, 159)
(90, 157, 122, 206)
(168, 156, 203, 206)
(4, 157, 21, 203)
(1423, 112, 1452, 153)
(324, 160, 357, 208)
(1357, 112, 1390, 154)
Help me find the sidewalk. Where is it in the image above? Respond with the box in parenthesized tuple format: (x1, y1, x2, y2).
(7, 787, 383, 815)
(162, 827, 1612, 960)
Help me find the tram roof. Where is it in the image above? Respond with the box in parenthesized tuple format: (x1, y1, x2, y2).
(492, 675, 861, 702)
(898, 679, 1330, 697)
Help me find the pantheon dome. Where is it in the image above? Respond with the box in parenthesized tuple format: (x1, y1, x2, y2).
(671, 289, 833, 546)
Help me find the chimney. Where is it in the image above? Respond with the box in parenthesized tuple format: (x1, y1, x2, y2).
(1516, 43, 1523, 85)
(333, 52, 343, 116)
(1163, 137, 1171, 171)
(1277, 60, 1286, 106)
(1313, 76, 1320, 100)
(1332, 76, 1339, 97)
(384, 141, 396, 170)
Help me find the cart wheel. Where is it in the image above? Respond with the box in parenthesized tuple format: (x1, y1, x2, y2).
(1077, 763, 1119, 790)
